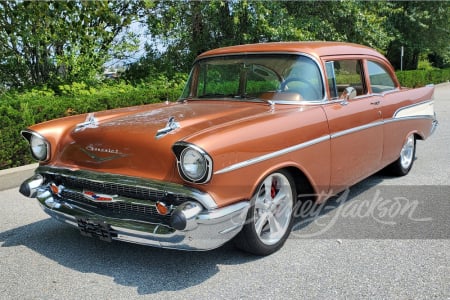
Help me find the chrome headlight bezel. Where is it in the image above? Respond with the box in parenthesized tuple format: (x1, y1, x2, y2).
(21, 130, 50, 162)
(173, 142, 213, 184)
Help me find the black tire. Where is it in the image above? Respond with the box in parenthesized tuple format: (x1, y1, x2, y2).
(234, 170, 297, 256)
(386, 134, 416, 176)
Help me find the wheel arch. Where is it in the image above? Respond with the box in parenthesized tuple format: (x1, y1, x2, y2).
(250, 163, 318, 204)
(413, 131, 424, 141)
(284, 166, 316, 200)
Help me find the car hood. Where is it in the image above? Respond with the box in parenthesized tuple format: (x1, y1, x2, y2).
(50, 100, 276, 181)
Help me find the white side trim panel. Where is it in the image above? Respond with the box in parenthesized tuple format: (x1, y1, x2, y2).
(394, 100, 434, 119)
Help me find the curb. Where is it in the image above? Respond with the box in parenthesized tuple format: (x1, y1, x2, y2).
(0, 163, 38, 191)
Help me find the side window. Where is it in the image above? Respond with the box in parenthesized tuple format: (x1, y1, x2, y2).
(326, 60, 366, 99)
(326, 61, 338, 98)
(368, 61, 396, 93)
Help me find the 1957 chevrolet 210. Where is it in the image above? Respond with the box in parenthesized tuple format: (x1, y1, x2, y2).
(20, 42, 437, 255)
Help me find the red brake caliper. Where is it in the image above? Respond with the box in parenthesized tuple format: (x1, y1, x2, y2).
(271, 179, 277, 199)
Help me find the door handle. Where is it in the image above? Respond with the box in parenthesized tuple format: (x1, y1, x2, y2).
(370, 100, 380, 105)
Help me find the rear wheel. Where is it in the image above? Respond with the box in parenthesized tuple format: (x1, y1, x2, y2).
(387, 134, 416, 176)
(235, 170, 296, 256)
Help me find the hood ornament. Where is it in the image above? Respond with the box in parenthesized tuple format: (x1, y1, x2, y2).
(156, 116, 180, 139)
(74, 113, 98, 132)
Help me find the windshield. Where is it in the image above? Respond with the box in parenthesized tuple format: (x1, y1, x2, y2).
(181, 54, 324, 102)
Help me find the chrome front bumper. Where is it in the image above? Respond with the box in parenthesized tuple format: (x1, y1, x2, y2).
(20, 170, 250, 251)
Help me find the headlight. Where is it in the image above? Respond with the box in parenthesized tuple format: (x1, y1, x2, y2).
(21, 130, 50, 161)
(173, 143, 213, 184)
(180, 148, 207, 180)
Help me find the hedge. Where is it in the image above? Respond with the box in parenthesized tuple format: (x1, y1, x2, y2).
(396, 68, 450, 88)
(1, 68, 449, 170)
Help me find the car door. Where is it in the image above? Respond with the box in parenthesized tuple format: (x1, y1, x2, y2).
(323, 59, 383, 191)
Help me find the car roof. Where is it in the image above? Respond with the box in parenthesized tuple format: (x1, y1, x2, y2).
(197, 41, 386, 61)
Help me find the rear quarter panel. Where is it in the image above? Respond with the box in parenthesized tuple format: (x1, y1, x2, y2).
(380, 85, 435, 166)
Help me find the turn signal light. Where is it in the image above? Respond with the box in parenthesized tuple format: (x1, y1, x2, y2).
(50, 183, 59, 195)
(156, 201, 169, 215)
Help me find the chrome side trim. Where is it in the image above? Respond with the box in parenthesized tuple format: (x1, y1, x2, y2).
(330, 121, 384, 139)
(214, 135, 330, 175)
(332, 115, 434, 139)
(35, 166, 218, 210)
(383, 115, 435, 125)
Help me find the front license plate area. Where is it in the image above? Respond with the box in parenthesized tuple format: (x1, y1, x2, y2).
(77, 218, 116, 242)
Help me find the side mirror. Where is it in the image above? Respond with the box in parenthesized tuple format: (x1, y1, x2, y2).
(340, 86, 356, 105)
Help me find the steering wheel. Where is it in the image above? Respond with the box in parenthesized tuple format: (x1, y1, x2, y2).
(280, 77, 321, 100)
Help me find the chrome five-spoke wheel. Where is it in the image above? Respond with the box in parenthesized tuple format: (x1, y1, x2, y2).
(400, 134, 415, 170)
(235, 170, 296, 255)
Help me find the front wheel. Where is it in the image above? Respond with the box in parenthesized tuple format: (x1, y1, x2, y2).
(387, 134, 416, 176)
(234, 170, 296, 256)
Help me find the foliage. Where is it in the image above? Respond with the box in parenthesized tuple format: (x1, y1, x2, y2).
(132, 0, 449, 80)
(139, 0, 407, 77)
(396, 69, 450, 88)
(0, 0, 146, 90)
(385, 1, 450, 70)
(1, 0, 448, 87)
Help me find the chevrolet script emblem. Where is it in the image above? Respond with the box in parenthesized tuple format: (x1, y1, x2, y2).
(81, 145, 128, 162)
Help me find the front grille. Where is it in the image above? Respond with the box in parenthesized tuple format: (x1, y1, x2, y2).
(61, 189, 172, 225)
(60, 176, 166, 201)
(43, 173, 194, 225)
(45, 173, 190, 205)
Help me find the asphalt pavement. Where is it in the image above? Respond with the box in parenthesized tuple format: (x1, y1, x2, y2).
(1, 83, 449, 299)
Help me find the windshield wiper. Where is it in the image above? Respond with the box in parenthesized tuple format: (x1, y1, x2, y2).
(185, 94, 273, 106)
(197, 93, 233, 98)
(234, 94, 274, 105)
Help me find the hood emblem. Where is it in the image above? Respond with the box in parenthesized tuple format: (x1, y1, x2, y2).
(81, 145, 128, 162)
(155, 116, 180, 139)
(74, 113, 98, 132)
(83, 190, 118, 202)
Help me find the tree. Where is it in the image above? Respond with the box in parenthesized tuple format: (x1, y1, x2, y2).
(142, 0, 399, 75)
(385, 1, 450, 70)
(0, 0, 145, 90)
(125, 0, 450, 79)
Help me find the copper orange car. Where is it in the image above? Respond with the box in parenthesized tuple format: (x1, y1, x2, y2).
(19, 42, 437, 255)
